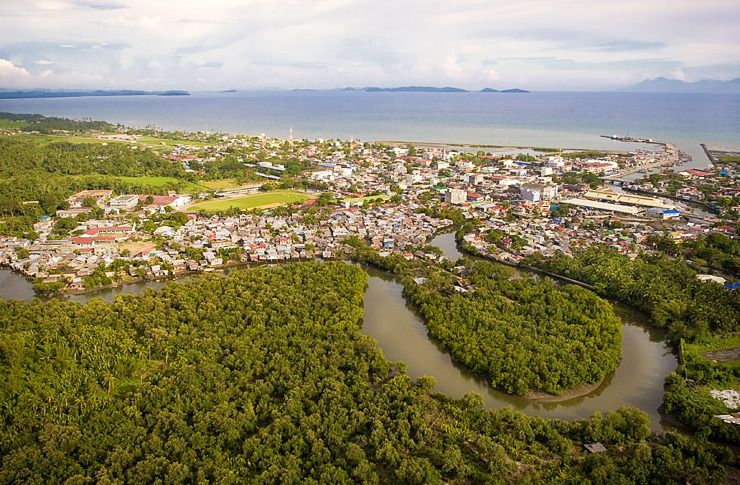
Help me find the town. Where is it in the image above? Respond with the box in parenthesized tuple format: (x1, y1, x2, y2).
(0, 124, 737, 294)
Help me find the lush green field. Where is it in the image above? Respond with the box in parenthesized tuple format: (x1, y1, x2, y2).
(199, 178, 253, 191)
(343, 194, 389, 203)
(684, 334, 740, 372)
(0, 119, 29, 130)
(189, 190, 315, 211)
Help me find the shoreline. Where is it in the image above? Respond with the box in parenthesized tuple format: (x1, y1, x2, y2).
(526, 379, 606, 402)
(375, 139, 631, 154)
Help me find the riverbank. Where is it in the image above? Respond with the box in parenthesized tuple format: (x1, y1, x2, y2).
(526, 380, 605, 402)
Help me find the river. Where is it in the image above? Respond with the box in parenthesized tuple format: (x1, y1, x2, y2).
(0, 253, 677, 430)
(418, 233, 677, 429)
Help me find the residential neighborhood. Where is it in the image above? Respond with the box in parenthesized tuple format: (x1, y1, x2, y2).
(0, 132, 736, 293)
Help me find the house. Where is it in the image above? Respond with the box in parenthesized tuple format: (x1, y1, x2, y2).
(138, 194, 191, 209)
(444, 188, 467, 205)
(697, 274, 726, 285)
(520, 183, 558, 202)
(584, 443, 607, 454)
(85, 225, 134, 236)
(682, 169, 713, 178)
(662, 209, 680, 220)
(72, 236, 117, 247)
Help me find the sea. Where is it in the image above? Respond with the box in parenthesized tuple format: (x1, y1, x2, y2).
(1, 90, 738, 168)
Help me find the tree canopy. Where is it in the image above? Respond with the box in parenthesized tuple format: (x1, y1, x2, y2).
(0, 262, 730, 482)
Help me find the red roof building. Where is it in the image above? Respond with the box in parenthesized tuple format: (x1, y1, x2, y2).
(685, 169, 713, 177)
(72, 236, 117, 246)
(138, 195, 178, 207)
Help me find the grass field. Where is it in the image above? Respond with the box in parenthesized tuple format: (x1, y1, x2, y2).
(199, 179, 253, 191)
(684, 334, 740, 372)
(188, 190, 316, 212)
(0, 119, 29, 130)
(342, 194, 390, 203)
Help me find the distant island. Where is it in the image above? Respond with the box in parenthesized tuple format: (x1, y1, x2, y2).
(312, 86, 529, 93)
(624, 77, 740, 94)
(481, 87, 529, 93)
(0, 89, 191, 99)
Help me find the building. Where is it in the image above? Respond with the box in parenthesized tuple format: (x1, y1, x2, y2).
(520, 183, 558, 203)
(444, 188, 467, 205)
(559, 197, 644, 215)
(108, 195, 139, 211)
(67, 189, 113, 208)
(56, 207, 93, 218)
(584, 190, 675, 209)
(138, 195, 191, 208)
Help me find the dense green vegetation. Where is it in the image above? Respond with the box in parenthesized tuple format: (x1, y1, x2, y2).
(525, 246, 740, 442)
(663, 367, 740, 443)
(0, 112, 115, 133)
(682, 233, 739, 278)
(345, 238, 622, 396)
(403, 259, 622, 396)
(0, 137, 188, 218)
(647, 232, 739, 278)
(525, 246, 739, 341)
(557, 170, 603, 188)
(0, 262, 732, 482)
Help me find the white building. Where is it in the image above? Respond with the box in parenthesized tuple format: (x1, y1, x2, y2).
(520, 183, 558, 203)
(108, 195, 139, 211)
(444, 188, 467, 205)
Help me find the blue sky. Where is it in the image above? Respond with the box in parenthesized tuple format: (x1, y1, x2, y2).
(1, 0, 739, 91)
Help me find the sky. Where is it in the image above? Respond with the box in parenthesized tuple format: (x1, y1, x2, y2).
(1, 0, 739, 91)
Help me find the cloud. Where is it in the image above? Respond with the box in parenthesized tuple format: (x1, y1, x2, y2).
(0, 58, 31, 85)
(73, 1, 127, 9)
(0, 1, 738, 90)
(591, 40, 665, 52)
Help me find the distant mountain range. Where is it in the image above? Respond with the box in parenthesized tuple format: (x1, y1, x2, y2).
(481, 87, 529, 93)
(0, 89, 190, 99)
(301, 86, 529, 93)
(624, 77, 740, 94)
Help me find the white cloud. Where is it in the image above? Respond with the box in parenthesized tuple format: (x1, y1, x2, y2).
(0, 58, 31, 86)
(0, 0, 738, 90)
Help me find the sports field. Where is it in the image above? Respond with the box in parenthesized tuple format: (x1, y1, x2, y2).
(342, 194, 389, 203)
(188, 190, 315, 212)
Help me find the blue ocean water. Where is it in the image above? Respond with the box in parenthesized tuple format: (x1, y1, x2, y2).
(1, 91, 738, 166)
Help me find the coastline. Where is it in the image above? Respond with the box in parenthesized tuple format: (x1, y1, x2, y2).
(376, 139, 630, 154)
